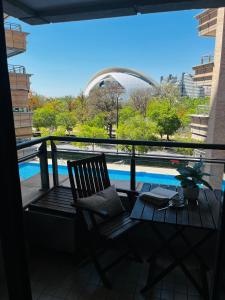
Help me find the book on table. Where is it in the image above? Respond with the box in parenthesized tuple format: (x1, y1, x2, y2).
(140, 187, 178, 207)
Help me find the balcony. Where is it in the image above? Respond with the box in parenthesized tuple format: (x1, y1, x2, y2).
(13, 111, 33, 138)
(11, 89, 30, 108)
(195, 9, 217, 37)
(190, 105, 209, 141)
(0, 136, 223, 299)
(4, 22, 27, 57)
(8, 64, 31, 90)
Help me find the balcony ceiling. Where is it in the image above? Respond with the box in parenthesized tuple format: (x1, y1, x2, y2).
(3, 0, 225, 25)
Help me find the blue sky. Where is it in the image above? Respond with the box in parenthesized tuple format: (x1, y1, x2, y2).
(9, 9, 215, 97)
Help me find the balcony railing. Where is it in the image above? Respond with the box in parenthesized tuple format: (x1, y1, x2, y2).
(196, 104, 210, 115)
(8, 64, 26, 74)
(4, 21, 22, 31)
(17, 136, 225, 191)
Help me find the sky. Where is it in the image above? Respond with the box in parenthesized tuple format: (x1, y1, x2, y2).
(9, 9, 215, 97)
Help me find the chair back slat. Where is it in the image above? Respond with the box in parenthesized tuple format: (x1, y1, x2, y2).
(67, 162, 77, 201)
(94, 160, 104, 191)
(67, 154, 111, 201)
(100, 158, 110, 187)
(79, 164, 88, 198)
(74, 164, 83, 198)
(91, 158, 101, 192)
(87, 161, 96, 194)
(83, 162, 92, 196)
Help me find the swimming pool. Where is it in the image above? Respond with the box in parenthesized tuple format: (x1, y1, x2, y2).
(19, 162, 180, 186)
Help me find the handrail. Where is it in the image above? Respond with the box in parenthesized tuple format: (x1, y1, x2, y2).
(16, 136, 49, 150)
(16, 136, 225, 151)
(17, 136, 225, 198)
(4, 21, 22, 31)
(8, 64, 26, 74)
(56, 148, 225, 164)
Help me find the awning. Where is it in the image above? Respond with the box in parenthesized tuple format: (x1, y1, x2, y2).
(3, 0, 225, 25)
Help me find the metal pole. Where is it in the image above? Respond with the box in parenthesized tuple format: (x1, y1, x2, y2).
(51, 140, 59, 187)
(39, 141, 50, 190)
(116, 97, 119, 153)
(116, 97, 119, 131)
(0, 5, 32, 300)
(130, 145, 136, 191)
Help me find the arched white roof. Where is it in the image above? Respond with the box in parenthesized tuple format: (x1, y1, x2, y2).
(84, 67, 158, 98)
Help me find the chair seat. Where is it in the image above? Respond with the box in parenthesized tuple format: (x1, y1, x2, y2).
(99, 211, 140, 240)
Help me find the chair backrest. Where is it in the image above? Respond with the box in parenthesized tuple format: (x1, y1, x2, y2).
(67, 153, 111, 202)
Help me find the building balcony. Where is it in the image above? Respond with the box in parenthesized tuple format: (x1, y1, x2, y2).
(4, 21, 28, 57)
(8, 64, 31, 90)
(192, 58, 214, 96)
(195, 9, 217, 37)
(193, 62, 214, 76)
(190, 105, 209, 140)
(11, 89, 30, 108)
(13, 111, 33, 139)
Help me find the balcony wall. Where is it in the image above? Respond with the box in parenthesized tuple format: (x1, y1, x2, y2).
(5, 27, 27, 57)
(193, 62, 214, 75)
(14, 112, 33, 138)
(11, 89, 30, 108)
(9, 72, 30, 91)
(196, 9, 217, 37)
(190, 114, 209, 141)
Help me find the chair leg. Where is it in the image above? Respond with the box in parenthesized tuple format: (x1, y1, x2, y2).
(88, 248, 112, 289)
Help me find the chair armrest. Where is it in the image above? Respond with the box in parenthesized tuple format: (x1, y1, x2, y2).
(116, 188, 139, 196)
(71, 202, 109, 219)
(116, 188, 139, 211)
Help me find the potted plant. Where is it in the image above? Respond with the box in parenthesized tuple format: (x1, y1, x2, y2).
(175, 161, 212, 203)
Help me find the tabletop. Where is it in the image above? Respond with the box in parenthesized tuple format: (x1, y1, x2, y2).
(131, 183, 222, 230)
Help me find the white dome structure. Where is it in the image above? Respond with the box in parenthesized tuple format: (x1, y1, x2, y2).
(84, 67, 158, 98)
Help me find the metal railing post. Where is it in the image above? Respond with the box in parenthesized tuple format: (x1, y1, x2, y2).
(130, 145, 136, 191)
(39, 141, 50, 190)
(51, 140, 59, 187)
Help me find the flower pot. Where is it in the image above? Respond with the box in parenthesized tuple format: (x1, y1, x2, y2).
(182, 186, 199, 204)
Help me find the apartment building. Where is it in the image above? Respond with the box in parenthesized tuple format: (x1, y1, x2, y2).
(4, 17, 32, 142)
(190, 9, 217, 140)
(192, 9, 217, 96)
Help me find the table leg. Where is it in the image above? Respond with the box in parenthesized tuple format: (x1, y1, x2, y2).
(141, 226, 213, 298)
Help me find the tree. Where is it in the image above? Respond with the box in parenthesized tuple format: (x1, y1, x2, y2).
(73, 124, 108, 150)
(157, 83, 180, 106)
(74, 93, 89, 124)
(87, 82, 124, 138)
(117, 115, 157, 153)
(60, 95, 76, 112)
(156, 111, 182, 140)
(56, 112, 76, 134)
(28, 92, 45, 110)
(33, 107, 56, 129)
(44, 98, 66, 113)
(147, 99, 182, 140)
(129, 88, 154, 117)
(118, 106, 137, 124)
(88, 112, 107, 128)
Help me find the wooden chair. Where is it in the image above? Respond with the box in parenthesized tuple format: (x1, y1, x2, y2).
(67, 153, 142, 288)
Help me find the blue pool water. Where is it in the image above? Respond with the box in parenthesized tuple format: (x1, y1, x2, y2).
(19, 162, 181, 186)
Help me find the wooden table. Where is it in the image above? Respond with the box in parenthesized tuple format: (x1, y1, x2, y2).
(131, 183, 222, 299)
